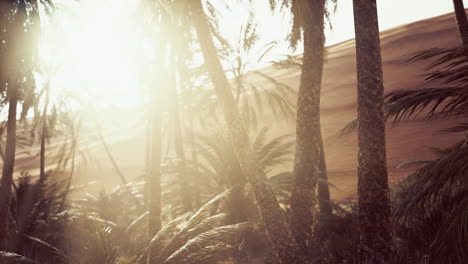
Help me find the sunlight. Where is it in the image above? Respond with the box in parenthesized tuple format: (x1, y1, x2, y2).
(40, 0, 151, 108)
(0, 0, 466, 261)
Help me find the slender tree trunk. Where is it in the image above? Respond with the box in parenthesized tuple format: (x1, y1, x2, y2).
(148, 98, 162, 235)
(148, 33, 167, 235)
(289, 0, 326, 254)
(453, 0, 468, 45)
(40, 84, 50, 181)
(187, 96, 201, 209)
(0, 92, 18, 250)
(39, 119, 47, 179)
(0, 2, 25, 250)
(317, 133, 332, 218)
(353, 1, 392, 262)
(98, 132, 128, 185)
(191, 1, 303, 263)
(59, 134, 77, 211)
(170, 55, 192, 212)
(144, 119, 151, 209)
(177, 58, 201, 209)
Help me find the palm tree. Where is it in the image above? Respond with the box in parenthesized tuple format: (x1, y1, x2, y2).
(180, 6, 297, 224)
(0, 0, 40, 250)
(218, 10, 296, 126)
(4, 172, 71, 264)
(376, 33, 468, 263)
(282, 0, 328, 253)
(453, 0, 468, 45)
(39, 81, 51, 181)
(317, 137, 332, 217)
(271, 53, 334, 219)
(194, 126, 295, 222)
(352, 0, 392, 262)
(167, 16, 193, 213)
(0, 80, 19, 251)
(148, 48, 164, 236)
(170, 66, 193, 213)
(190, 1, 303, 263)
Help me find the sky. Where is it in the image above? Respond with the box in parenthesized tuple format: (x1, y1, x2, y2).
(38, 0, 468, 109)
(216, 0, 468, 58)
(326, 0, 468, 46)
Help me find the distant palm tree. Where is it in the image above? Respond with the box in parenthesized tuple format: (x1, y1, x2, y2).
(167, 14, 194, 213)
(39, 81, 51, 181)
(148, 41, 164, 237)
(0, 0, 42, 250)
(169, 67, 193, 213)
(138, 3, 171, 237)
(217, 10, 296, 127)
(352, 0, 392, 262)
(194, 126, 295, 222)
(190, 0, 303, 262)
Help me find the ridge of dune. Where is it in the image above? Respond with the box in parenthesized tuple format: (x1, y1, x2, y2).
(312, 11, 465, 199)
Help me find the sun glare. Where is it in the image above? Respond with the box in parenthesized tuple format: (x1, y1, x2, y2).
(40, 0, 152, 108)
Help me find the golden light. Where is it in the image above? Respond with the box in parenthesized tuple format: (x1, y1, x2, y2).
(39, 0, 156, 108)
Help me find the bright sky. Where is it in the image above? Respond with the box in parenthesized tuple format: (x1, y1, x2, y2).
(216, 0, 468, 59)
(39, 0, 467, 110)
(327, 0, 468, 46)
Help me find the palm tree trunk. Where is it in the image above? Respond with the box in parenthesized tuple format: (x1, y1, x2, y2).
(353, 0, 392, 262)
(289, 0, 326, 253)
(0, 93, 18, 250)
(453, 0, 468, 45)
(148, 87, 163, 235)
(191, 1, 303, 263)
(98, 132, 128, 185)
(39, 119, 47, 179)
(148, 34, 167, 234)
(177, 58, 201, 209)
(40, 84, 50, 181)
(187, 98, 201, 209)
(59, 132, 77, 211)
(317, 134, 332, 218)
(170, 56, 192, 212)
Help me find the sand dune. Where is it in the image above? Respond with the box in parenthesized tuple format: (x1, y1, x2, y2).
(7, 11, 467, 200)
(251, 11, 466, 200)
(314, 11, 466, 199)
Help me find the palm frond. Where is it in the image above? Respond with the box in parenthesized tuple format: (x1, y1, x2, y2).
(338, 118, 358, 137)
(272, 55, 303, 70)
(339, 44, 468, 135)
(155, 189, 232, 262)
(385, 87, 468, 122)
(0, 252, 35, 264)
(394, 139, 468, 263)
(338, 86, 468, 136)
(143, 213, 191, 263)
(23, 235, 69, 264)
(164, 222, 256, 264)
(438, 122, 468, 133)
